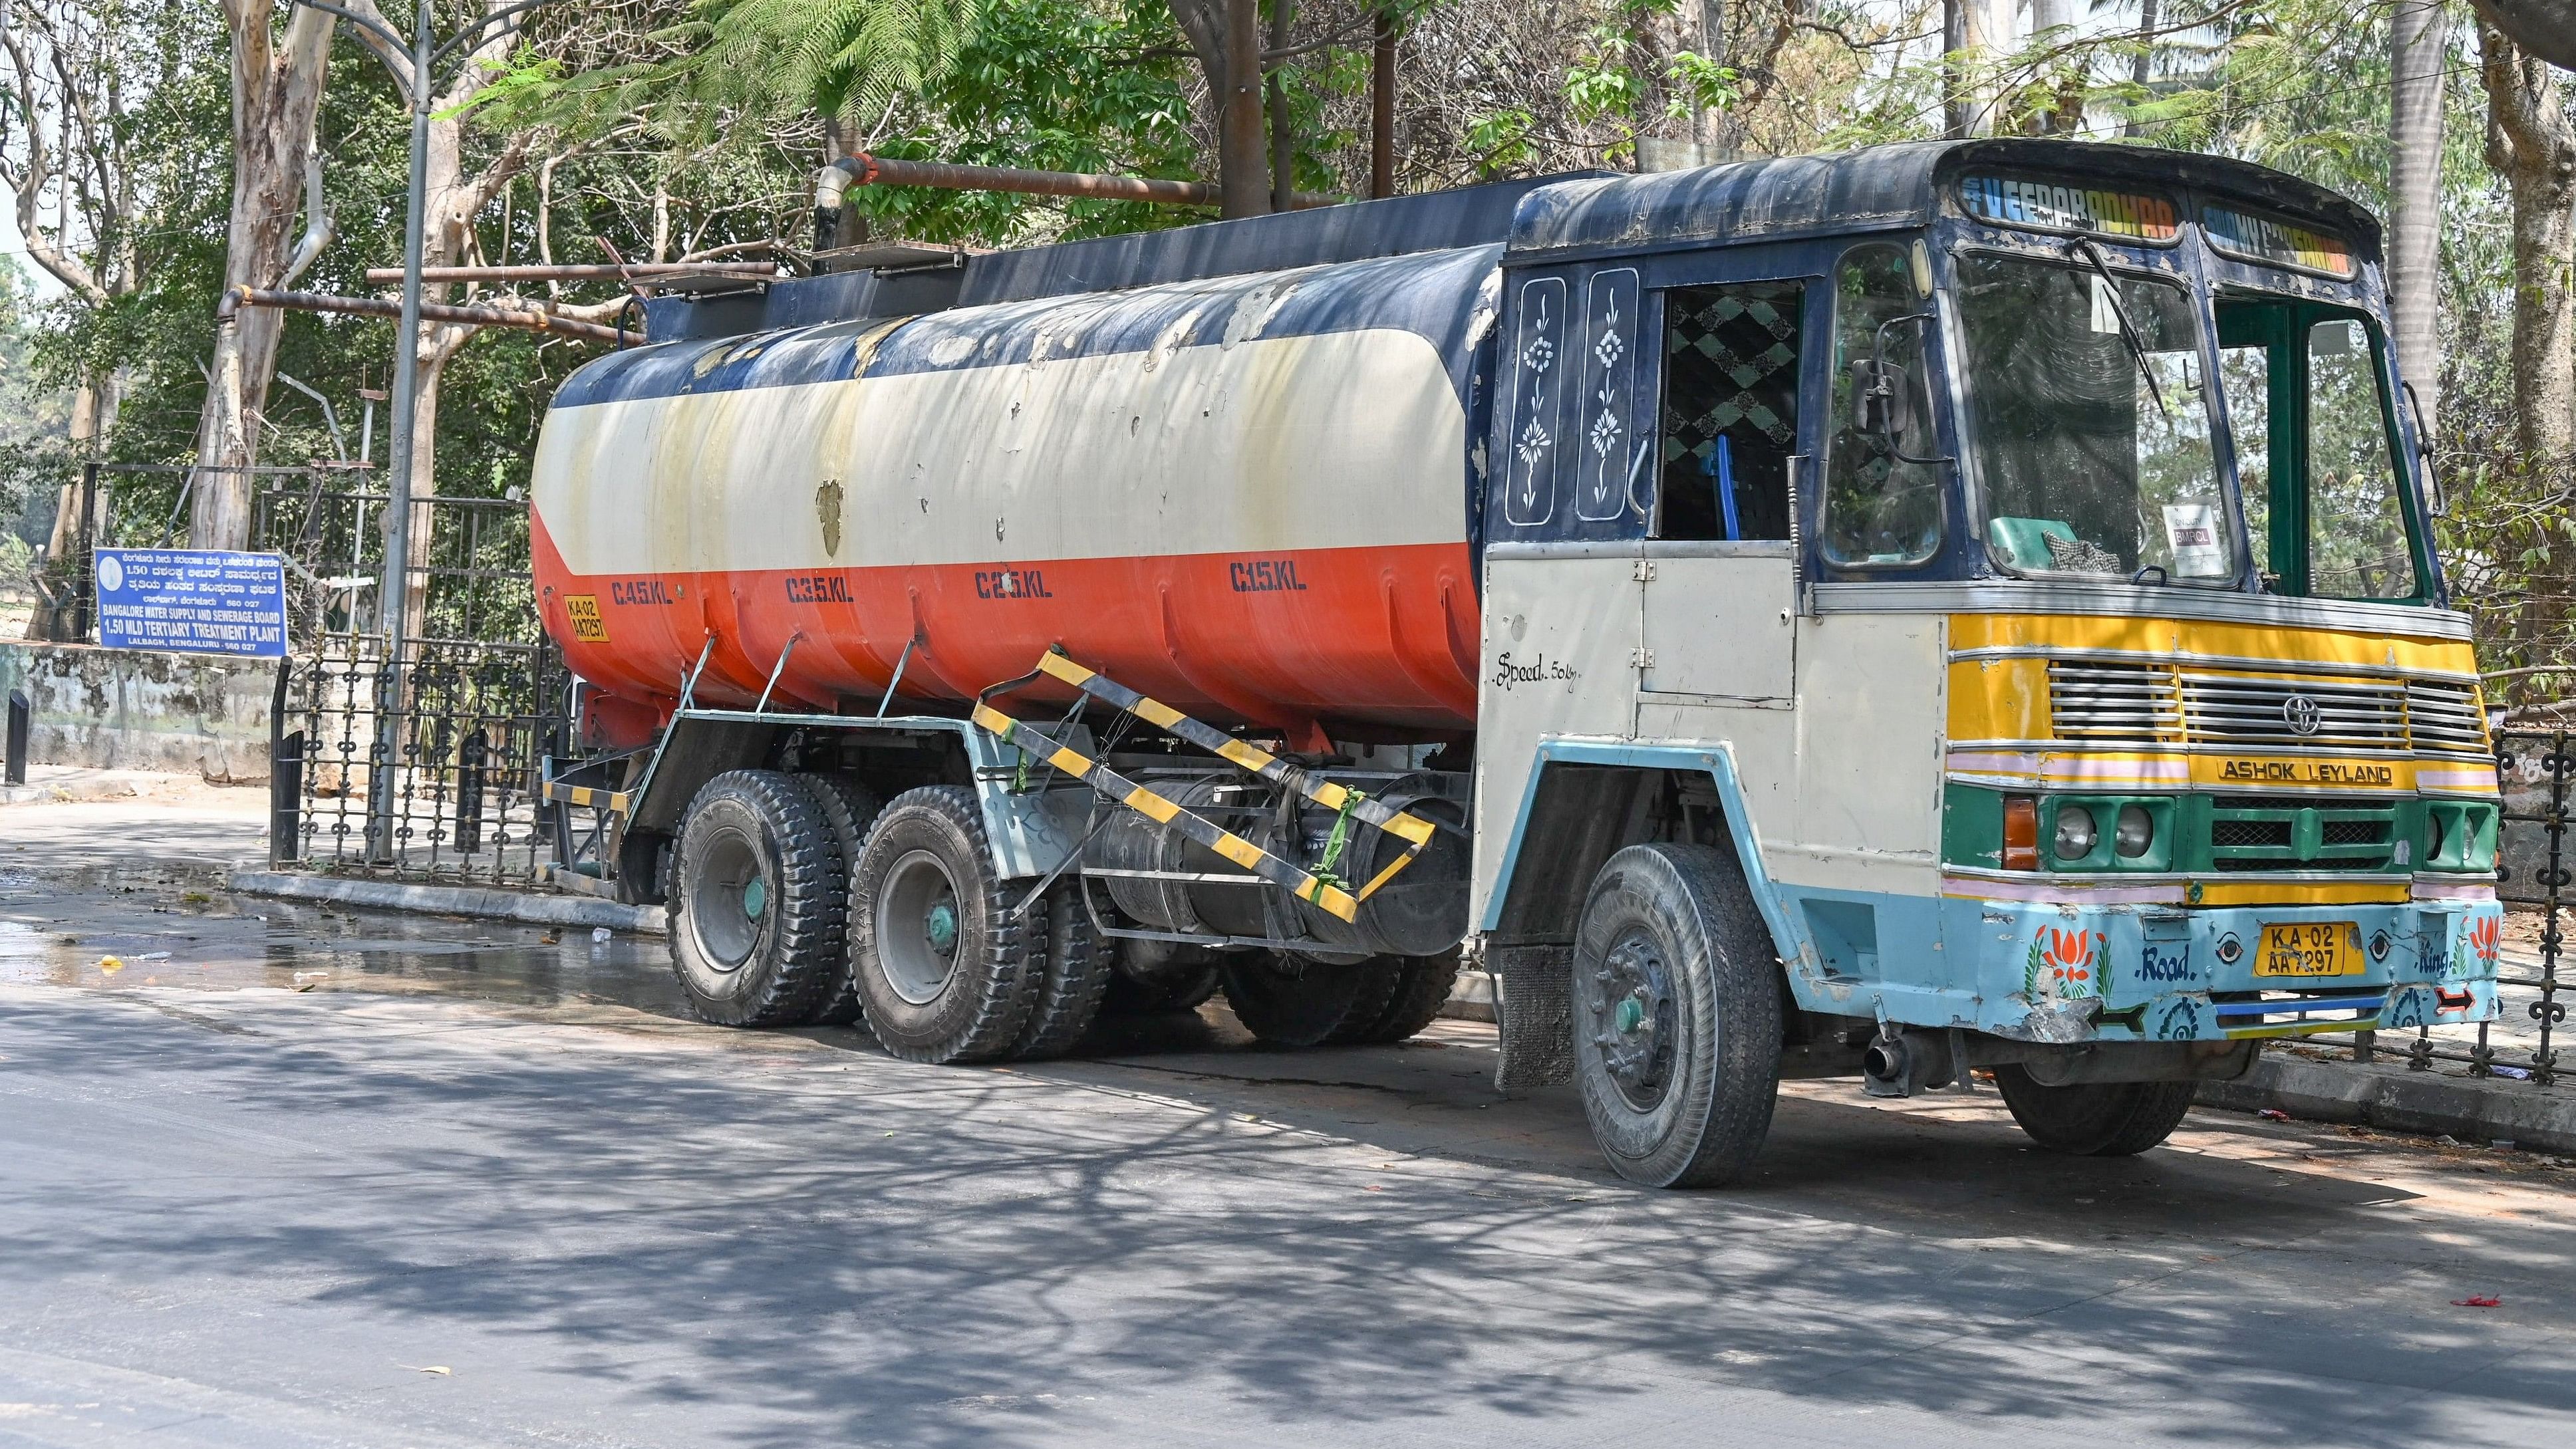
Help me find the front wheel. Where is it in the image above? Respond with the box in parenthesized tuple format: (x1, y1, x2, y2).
(1992, 1069, 2197, 1156)
(1571, 843, 1782, 1188)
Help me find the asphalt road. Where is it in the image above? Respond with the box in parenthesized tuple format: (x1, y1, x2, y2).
(1, 833, 2571, 1448)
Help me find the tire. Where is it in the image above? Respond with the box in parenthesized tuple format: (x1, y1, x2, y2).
(666, 770, 849, 1027)
(849, 785, 1042, 1063)
(1991, 1069, 2198, 1156)
(1102, 962, 1220, 1017)
(1343, 951, 1463, 1045)
(1571, 843, 1783, 1188)
(1008, 882, 1115, 1059)
(1220, 955, 1397, 1049)
(795, 773, 884, 1027)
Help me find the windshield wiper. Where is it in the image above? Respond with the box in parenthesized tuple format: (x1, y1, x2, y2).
(2069, 238, 2172, 423)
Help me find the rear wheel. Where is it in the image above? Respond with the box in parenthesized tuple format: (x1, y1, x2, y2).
(1008, 882, 1115, 1059)
(795, 773, 883, 1027)
(667, 770, 847, 1027)
(1341, 951, 1462, 1045)
(1992, 1069, 2198, 1156)
(1102, 962, 1219, 1017)
(1571, 843, 1782, 1188)
(1221, 955, 1398, 1049)
(849, 785, 1041, 1063)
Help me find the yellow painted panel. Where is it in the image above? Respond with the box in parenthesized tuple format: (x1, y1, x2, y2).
(2187, 755, 2412, 791)
(2191, 880, 2410, 907)
(1947, 657, 2050, 741)
(1947, 612, 2477, 676)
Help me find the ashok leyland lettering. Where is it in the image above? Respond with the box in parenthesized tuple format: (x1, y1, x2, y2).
(530, 139, 2501, 1188)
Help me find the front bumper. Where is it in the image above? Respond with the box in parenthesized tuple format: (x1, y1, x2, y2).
(1937, 888, 2503, 1044)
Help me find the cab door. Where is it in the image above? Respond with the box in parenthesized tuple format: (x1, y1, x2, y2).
(1635, 261, 1826, 708)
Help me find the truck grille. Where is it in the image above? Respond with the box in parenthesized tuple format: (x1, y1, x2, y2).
(2206, 794, 2401, 872)
(2044, 660, 2486, 756)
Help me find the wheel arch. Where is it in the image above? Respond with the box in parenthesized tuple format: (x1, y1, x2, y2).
(1483, 741, 1815, 975)
(619, 710, 1083, 882)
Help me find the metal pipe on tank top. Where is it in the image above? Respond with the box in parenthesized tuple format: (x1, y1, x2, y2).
(811, 154, 1340, 232)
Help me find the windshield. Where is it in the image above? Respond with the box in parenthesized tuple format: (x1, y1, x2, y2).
(2217, 301, 2420, 600)
(1955, 251, 2235, 585)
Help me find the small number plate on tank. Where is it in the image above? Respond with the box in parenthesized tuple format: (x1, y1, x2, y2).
(563, 594, 608, 642)
(2254, 921, 2361, 977)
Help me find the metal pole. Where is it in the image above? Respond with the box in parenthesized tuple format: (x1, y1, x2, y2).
(366, 1, 436, 863)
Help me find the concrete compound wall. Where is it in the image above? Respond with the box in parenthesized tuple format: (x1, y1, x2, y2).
(0, 642, 276, 781)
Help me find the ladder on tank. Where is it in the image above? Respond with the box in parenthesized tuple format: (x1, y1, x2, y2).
(970, 648, 1441, 926)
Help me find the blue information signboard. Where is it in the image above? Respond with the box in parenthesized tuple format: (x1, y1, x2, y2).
(94, 549, 289, 659)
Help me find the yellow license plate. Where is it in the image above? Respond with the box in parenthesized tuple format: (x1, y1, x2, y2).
(2255, 922, 2362, 978)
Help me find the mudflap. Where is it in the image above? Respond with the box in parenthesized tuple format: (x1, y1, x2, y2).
(1493, 942, 1574, 1092)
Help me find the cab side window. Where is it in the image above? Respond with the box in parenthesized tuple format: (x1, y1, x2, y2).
(1822, 243, 1943, 566)
(1657, 280, 1805, 541)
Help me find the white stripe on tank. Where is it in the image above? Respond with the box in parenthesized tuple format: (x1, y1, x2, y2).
(532, 328, 1469, 577)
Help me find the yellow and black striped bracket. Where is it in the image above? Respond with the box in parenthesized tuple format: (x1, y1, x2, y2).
(1030, 651, 1439, 887)
(541, 781, 631, 815)
(970, 702, 1367, 920)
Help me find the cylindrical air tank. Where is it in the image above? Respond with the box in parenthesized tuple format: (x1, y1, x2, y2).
(530, 245, 1503, 750)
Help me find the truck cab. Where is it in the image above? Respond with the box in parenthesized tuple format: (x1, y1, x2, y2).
(1469, 140, 2500, 1184)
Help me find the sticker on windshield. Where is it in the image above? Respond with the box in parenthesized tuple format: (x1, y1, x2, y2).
(2162, 502, 2227, 578)
(2201, 203, 2356, 278)
(1959, 174, 2180, 241)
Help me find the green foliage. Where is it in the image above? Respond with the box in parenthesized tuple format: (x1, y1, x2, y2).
(849, 0, 1206, 244)
(637, 0, 983, 128)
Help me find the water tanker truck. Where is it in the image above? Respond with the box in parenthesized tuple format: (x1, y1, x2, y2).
(533, 139, 2505, 1187)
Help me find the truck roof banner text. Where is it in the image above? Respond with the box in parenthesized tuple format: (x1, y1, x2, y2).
(94, 549, 289, 660)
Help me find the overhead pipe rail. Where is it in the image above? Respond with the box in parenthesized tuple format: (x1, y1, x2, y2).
(360, 262, 778, 285)
(813, 152, 1342, 249)
(221, 285, 628, 345)
(972, 648, 1437, 924)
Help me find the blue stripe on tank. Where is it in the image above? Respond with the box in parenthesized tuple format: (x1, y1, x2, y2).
(549, 244, 1502, 412)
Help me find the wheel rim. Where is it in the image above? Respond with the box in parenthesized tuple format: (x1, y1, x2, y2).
(877, 849, 964, 1005)
(1586, 930, 1677, 1110)
(686, 826, 766, 972)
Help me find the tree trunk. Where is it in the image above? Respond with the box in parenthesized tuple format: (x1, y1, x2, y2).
(2480, 21, 2576, 465)
(1943, 0, 1971, 138)
(2388, 0, 2449, 436)
(2470, 0, 2576, 72)
(190, 1, 334, 551)
(1691, 0, 1731, 157)
(1266, 1, 1294, 212)
(398, 342, 458, 636)
(1370, 5, 1395, 197)
(1220, 0, 1268, 216)
(2121, 0, 2161, 140)
(1165, 0, 1270, 215)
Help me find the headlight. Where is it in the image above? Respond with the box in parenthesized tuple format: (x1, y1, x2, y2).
(2115, 805, 2154, 858)
(2054, 805, 2098, 860)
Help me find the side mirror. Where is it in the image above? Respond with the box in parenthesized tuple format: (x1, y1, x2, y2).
(1850, 358, 1913, 438)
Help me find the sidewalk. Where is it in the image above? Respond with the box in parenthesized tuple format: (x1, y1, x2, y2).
(2201, 1051, 2576, 1155)
(0, 764, 227, 807)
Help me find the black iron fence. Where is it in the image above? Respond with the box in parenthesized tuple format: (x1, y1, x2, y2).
(249, 477, 537, 644)
(2304, 727, 2565, 1087)
(273, 632, 568, 888)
